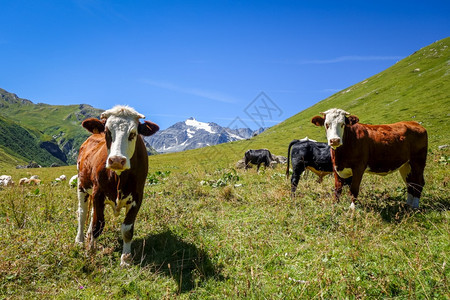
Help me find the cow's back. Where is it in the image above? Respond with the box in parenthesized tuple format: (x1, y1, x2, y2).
(364, 121, 426, 156)
(341, 121, 427, 172)
(291, 141, 333, 172)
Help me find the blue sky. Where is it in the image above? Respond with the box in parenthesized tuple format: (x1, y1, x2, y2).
(1, 0, 448, 129)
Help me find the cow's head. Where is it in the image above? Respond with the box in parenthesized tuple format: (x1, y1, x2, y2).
(82, 105, 159, 174)
(311, 108, 359, 149)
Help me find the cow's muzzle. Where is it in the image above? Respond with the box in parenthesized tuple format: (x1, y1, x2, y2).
(107, 156, 127, 171)
(329, 138, 341, 148)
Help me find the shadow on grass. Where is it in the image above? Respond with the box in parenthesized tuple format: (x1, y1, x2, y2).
(361, 194, 450, 223)
(127, 230, 223, 293)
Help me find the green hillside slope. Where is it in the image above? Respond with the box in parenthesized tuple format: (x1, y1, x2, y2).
(260, 36, 450, 152)
(0, 114, 66, 168)
(148, 37, 449, 171)
(0, 88, 103, 167)
(0, 148, 26, 170)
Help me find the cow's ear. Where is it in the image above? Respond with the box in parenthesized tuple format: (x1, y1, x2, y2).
(138, 120, 159, 136)
(311, 116, 325, 127)
(82, 118, 105, 134)
(346, 115, 359, 125)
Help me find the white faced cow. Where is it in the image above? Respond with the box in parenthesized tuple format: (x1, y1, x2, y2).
(75, 105, 159, 267)
(312, 108, 428, 209)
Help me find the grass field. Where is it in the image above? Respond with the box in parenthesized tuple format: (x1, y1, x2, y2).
(0, 38, 449, 299)
(0, 145, 448, 298)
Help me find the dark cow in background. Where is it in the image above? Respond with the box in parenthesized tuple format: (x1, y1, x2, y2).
(312, 108, 427, 209)
(286, 137, 351, 195)
(244, 149, 273, 171)
(75, 105, 159, 267)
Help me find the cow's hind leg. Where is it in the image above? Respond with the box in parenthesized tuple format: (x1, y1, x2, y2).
(75, 186, 89, 244)
(290, 165, 304, 197)
(402, 159, 426, 209)
(348, 168, 364, 210)
(399, 163, 414, 207)
(88, 192, 105, 250)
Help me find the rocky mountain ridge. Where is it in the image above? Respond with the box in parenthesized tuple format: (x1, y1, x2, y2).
(0, 88, 104, 166)
(145, 117, 266, 153)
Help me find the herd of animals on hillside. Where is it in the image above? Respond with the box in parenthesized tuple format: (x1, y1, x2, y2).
(0, 106, 428, 266)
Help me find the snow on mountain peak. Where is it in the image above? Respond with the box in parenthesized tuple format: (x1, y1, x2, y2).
(144, 117, 267, 153)
(185, 118, 215, 133)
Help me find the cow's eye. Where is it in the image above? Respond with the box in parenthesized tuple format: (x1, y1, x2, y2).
(105, 128, 111, 139)
(325, 124, 330, 129)
(105, 128, 112, 147)
(128, 132, 136, 141)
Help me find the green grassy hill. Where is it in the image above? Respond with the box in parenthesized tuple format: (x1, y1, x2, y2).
(147, 37, 450, 172)
(0, 88, 103, 168)
(0, 114, 66, 169)
(260, 36, 450, 152)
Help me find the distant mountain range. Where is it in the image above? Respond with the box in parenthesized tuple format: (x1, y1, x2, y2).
(1, 37, 448, 169)
(0, 89, 160, 168)
(145, 118, 266, 153)
(0, 87, 265, 168)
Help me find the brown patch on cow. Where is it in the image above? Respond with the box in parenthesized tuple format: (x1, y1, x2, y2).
(332, 120, 427, 205)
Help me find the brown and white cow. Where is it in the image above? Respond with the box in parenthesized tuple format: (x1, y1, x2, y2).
(75, 105, 159, 267)
(312, 108, 427, 209)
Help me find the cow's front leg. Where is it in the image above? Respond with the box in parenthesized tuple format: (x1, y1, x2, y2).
(333, 172, 344, 202)
(120, 223, 134, 267)
(75, 186, 89, 244)
(348, 169, 364, 210)
(120, 196, 142, 267)
(244, 159, 250, 171)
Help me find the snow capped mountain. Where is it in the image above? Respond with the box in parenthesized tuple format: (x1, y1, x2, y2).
(144, 117, 265, 153)
(185, 118, 215, 134)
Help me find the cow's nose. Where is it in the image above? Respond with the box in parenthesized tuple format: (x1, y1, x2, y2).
(108, 156, 126, 170)
(329, 138, 341, 147)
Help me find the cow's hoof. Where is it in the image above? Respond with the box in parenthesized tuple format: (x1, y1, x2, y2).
(120, 253, 132, 267)
(87, 237, 97, 252)
(406, 204, 419, 210)
(75, 235, 84, 244)
(406, 195, 420, 209)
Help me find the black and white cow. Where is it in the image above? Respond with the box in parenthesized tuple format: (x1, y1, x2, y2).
(244, 149, 273, 172)
(286, 138, 351, 195)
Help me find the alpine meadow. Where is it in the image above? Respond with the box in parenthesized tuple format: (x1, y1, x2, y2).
(0, 38, 449, 299)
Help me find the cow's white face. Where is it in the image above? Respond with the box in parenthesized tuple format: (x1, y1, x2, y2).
(322, 108, 349, 149)
(102, 106, 144, 174)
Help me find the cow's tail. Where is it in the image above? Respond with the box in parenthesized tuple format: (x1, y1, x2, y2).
(286, 140, 299, 179)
